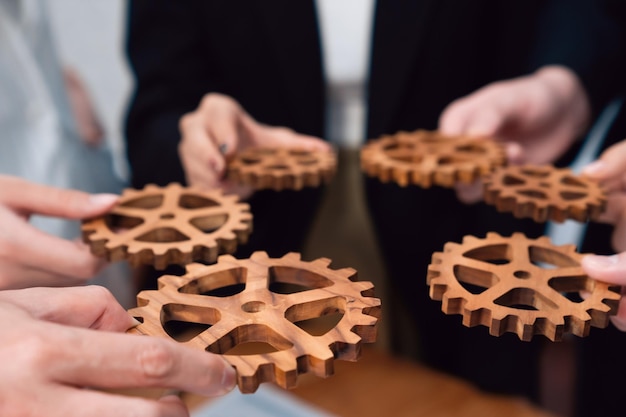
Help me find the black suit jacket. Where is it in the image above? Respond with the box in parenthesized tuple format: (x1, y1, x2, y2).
(125, 1, 623, 413)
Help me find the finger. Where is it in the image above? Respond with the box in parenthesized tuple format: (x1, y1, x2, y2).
(1, 215, 105, 280)
(50, 330, 236, 397)
(454, 181, 484, 204)
(0, 261, 91, 289)
(582, 141, 626, 180)
(439, 90, 512, 137)
(612, 211, 626, 252)
(258, 127, 330, 151)
(204, 103, 241, 159)
(593, 194, 626, 228)
(0, 286, 135, 332)
(179, 114, 226, 177)
(503, 141, 525, 165)
(51, 387, 190, 417)
(439, 98, 473, 135)
(0, 175, 117, 219)
(581, 252, 626, 285)
(180, 155, 221, 189)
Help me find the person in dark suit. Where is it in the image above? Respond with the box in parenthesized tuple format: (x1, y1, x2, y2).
(125, 1, 624, 413)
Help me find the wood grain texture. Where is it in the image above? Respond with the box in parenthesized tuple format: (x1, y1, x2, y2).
(227, 147, 336, 191)
(128, 252, 381, 393)
(483, 165, 606, 223)
(360, 129, 506, 188)
(427, 232, 621, 341)
(82, 183, 252, 269)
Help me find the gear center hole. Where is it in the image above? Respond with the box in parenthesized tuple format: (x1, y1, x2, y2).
(514, 270, 531, 279)
(160, 213, 175, 220)
(242, 301, 265, 313)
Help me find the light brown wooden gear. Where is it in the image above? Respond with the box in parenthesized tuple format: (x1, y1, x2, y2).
(360, 129, 506, 188)
(127, 251, 381, 393)
(483, 165, 607, 223)
(227, 147, 337, 191)
(82, 183, 252, 269)
(427, 232, 621, 341)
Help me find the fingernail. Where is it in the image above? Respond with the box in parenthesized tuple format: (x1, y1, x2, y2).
(585, 254, 619, 269)
(89, 193, 119, 207)
(219, 143, 228, 154)
(130, 317, 143, 327)
(582, 160, 606, 176)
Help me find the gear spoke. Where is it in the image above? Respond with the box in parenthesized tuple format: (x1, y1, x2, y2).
(127, 252, 380, 392)
(484, 165, 606, 223)
(428, 232, 620, 341)
(82, 183, 252, 268)
(361, 129, 505, 189)
(227, 147, 336, 191)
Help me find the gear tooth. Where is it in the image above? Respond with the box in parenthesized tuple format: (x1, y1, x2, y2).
(143, 183, 161, 192)
(185, 262, 206, 273)
(485, 231, 502, 240)
(250, 251, 270, 261)
(313, 257, 332, 267)
(217, 253, 238, 263)
(443, 242, 459, 252)
(281, 252, 301, 262)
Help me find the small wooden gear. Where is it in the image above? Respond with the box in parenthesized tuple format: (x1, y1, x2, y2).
(82, 183, 252, 269)
(128, 251, 381, 393)
(227, 147, 336, 191)
(360, 129, 506, 188)
(483, 165, 606, 223)
(427, 232, 621, 341)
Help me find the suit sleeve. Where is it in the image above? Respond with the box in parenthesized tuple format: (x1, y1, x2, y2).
(125, 0, 212, 187)
(528, 0, 626, 120)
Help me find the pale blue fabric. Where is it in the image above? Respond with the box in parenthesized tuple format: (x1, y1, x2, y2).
(0, 0, 124, 239)
(192, 384, 336, 417)
(0, 0, 131, 305)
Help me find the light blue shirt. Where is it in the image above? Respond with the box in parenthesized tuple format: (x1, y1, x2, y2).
(0, 0, 122, 239)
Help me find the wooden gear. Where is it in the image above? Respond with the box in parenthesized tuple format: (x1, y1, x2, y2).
(82, 183, 252, 269)
(227, 147, 337, 191)
(483, 165, 606, 223)
(127, 251, 381, 393)
(360, 129, 506, 188)
(427, 232, 621, 341)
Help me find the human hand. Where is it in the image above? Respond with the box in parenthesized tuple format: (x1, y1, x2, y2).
(0, 175, 118, 289)
(178, 93, 331, 191)
(0, 286, 236, 417)
(582, 140, 626, 251)
(439, 65, 591, 203)
(63, 68, 104, 147)
(581, 253, 626, 331)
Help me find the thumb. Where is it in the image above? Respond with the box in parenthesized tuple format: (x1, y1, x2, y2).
(1, 176, 118, 219)
(581, 252, 626, 285)
(582, 140, 626, 180)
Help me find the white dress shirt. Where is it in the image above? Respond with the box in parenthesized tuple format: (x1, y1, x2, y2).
(316, 0, 376, 148)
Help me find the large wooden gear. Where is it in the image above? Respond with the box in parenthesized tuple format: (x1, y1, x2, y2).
(427, 232, 621, 341)
(227, 147, 337, 191)
(360, 129, 506, 188)
(483, 165, 606, 223)
(128, 251, 381, 393)
(82, 183, 252, 269)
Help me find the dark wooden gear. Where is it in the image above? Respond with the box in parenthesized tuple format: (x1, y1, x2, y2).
(82, 183, 252, 269)
(227, 147, 336, 191)
(128, 252, 381, 393)
(427, 232, 621, 341)
(483, 165, 606, 223)
(360, 129, 506, 188)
